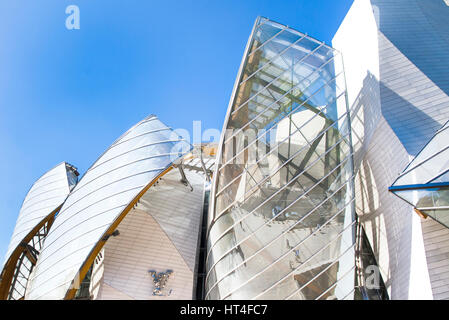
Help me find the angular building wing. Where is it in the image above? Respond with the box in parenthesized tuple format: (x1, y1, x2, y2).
(90, 145, 215, 300)
(0, 162, 79, 300)
(25, 115, 192, 300)
(390, 120, 449, 228)
(333, 0, 449, 300)
(205, 17, 357, 300)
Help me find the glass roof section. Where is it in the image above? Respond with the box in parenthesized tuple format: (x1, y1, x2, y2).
(206, 17, 356, 300)
(390, 120, 449, 228)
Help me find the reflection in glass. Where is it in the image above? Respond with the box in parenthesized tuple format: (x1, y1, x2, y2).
(206, 17, 356, 300)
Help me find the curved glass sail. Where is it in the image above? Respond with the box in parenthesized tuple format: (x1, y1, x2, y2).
(25, 115, 191, 300)
(0, 162, 78, 300)
(390, 120, 449, 228)
(206, 17, 356, 300)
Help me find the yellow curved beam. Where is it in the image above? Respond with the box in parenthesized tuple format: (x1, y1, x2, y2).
(0, 207, 59, 300)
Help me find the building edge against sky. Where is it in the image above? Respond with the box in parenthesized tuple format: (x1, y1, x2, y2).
(205, 17, 358, 300)
(0, 162, 79, 300)
(0, 114, 216, 300)
(2, 0, 449, 300)
(332, 0, 449, 300)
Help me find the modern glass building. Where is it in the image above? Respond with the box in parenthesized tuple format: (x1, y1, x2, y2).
(2, 1, 449, 301)
(205, 17, 357, 300)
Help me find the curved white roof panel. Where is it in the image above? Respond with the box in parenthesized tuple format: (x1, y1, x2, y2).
(25, 115, 191, 300)
(3, 162, 75, 268)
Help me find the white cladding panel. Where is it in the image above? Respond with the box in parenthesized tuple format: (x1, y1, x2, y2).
(333, 0, 449, 299)
(97, 169, 205, 300)
(25, 115, 191, 300)
(3, 162, 71, 268)
(421, 218, 449, 300)
(332, 0, 382, 170)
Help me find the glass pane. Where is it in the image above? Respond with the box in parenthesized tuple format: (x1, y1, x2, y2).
(207, 19, 355, 300)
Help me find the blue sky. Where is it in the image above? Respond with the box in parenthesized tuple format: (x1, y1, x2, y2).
(0, 0, 353, 261)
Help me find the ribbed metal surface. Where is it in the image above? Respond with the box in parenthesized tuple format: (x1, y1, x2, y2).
(25, 115, 191, 300)
(206, 17, 356, 300)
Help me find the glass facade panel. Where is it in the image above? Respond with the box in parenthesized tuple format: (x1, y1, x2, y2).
(420, 209, 449, 229)
(208, 146, 352, 271)
(206, 17, 356, 300)
(391, 120, 449, 229)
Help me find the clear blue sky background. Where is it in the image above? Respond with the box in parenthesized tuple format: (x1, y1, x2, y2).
(0, 0, 353, 262)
